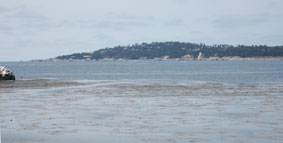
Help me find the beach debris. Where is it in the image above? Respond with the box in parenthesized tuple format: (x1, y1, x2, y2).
(0, 66, 16, 80)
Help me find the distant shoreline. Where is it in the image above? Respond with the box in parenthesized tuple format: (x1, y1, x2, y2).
(32, 56, 283, 62)
(48, 42, 283, 62)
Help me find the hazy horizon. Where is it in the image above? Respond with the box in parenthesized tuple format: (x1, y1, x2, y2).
(1, 0, 283, 61)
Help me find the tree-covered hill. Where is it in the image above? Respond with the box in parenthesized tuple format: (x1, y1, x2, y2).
(53, 42, 283, 61)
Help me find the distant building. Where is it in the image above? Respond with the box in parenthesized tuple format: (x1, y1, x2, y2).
(198, 52, 203, 60)
(182, 54, 193, 60)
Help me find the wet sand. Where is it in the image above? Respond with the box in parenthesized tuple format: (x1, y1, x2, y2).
(0, 79, 283, 143)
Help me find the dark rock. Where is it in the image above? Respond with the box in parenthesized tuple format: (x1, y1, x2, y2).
(0, 66, 16, 80)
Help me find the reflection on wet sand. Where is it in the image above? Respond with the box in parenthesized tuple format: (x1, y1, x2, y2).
(0, 79, 283, 143)
(0, 79, 87, 89)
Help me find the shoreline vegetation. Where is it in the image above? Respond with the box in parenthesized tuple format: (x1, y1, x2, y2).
(33, 42, 283, 62)
(34, 56, 283, 62)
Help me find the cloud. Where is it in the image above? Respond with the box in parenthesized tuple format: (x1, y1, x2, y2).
(211, 12, 283, 40)
(0, 5, 67, 34)
(213, 13, 270, 30)
(164, 18, 185, 27)
(0, 7, 10, 13)
(1, 0, 283, 61)
(0, 23, 13, 32)
(76, 14, 158, 32)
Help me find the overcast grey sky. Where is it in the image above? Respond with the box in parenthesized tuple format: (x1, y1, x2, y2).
(1, 0, 283, 61)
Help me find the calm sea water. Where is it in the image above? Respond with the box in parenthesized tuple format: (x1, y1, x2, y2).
(1, 61, 283, 143)
(1, 60, 283, 83)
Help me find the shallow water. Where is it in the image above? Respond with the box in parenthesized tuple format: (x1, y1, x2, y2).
(0, 61, 283, 142)
(1, 60, 283, 83)
(1, 79, 283, 143)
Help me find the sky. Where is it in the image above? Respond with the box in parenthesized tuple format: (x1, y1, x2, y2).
(0, 0, 283, 61)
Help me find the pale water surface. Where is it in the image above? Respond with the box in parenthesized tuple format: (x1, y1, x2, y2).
(0, 61, 283, 143)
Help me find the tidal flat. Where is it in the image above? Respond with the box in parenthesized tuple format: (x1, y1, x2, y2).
(0, 79, 283, 143)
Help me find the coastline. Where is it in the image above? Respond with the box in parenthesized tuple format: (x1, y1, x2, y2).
(32, 56, 283, 62)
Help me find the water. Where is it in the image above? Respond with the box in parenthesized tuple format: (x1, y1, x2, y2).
(1, 60, 283, 83)
(1, 61, 283, 143)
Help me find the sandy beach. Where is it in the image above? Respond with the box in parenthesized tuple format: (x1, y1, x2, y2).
(1, 79, 282, 143)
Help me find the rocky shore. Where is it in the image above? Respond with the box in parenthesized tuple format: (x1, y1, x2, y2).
(0, 66, 15, 80)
